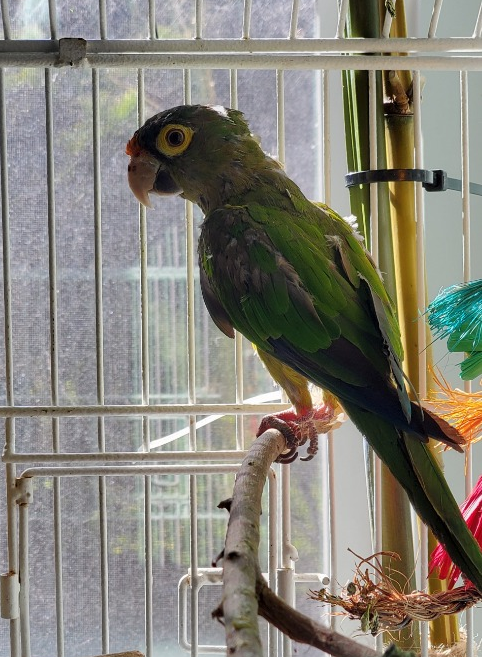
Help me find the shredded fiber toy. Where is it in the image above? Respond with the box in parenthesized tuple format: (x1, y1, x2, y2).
(427, 279, 482, 381)
(310, 551, 481, 635)
(428, 369, 482, 446)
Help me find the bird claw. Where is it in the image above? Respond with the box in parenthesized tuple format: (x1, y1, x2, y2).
(256, 415, 301, 463)
(277, 445, 300, 464)
(301, 434, 319, 461)
(257, 405, 329, 463)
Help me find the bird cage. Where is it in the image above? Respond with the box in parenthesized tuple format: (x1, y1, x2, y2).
(1, 1, 482, 657)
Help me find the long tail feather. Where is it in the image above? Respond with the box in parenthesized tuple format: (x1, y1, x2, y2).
(415, 403, 465, 452)
(344, 401, 482, 593)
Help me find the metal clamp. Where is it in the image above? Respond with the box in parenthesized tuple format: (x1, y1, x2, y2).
(58, 38, 87, 66)
(345, 168, 482, 196)
(14, 477, 33, 505)
(0, 572, 19, 619)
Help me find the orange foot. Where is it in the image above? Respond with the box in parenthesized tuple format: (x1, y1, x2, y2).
(257, 403, 337, 463)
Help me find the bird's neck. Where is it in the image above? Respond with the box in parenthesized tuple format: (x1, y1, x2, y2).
(194, 156, 297, 214)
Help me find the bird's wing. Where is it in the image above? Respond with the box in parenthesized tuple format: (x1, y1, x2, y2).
(199, 265, 235, 339)
(199, 201, 411, 422)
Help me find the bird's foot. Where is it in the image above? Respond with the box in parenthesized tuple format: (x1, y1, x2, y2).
(257, 403, 337, 464)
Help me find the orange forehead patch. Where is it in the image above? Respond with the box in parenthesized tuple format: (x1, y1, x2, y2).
(125, 135, 141, 157)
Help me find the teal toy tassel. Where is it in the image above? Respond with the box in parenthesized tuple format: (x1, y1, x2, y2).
(427, 279, 482, 381)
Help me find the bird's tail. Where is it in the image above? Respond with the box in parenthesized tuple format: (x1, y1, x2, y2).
(344, 401, 482, 593)
(410, 401, 465, 452)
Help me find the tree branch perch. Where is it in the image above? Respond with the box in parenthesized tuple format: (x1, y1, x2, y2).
(216, 428, 394, 657)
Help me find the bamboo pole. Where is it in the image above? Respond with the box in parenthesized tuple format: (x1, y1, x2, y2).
(385, 4, 460, 647)
(342, 1, 419, 649)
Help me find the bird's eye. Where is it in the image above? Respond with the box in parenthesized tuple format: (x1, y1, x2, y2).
(166, 129, 184, 146)
(157, 124, 194, 156)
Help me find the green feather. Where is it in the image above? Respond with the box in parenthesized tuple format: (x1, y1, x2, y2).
(345, 401, 482, 592)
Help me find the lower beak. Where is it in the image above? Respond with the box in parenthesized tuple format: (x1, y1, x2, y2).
(127, 153, 160, 208)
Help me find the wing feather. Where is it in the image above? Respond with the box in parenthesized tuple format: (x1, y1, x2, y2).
(199, 200, 412, 428)
(199, 265, 235, 339)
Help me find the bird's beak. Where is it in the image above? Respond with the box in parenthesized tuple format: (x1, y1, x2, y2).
(127, 152, 159, 208)
(126, 135, 183, 208)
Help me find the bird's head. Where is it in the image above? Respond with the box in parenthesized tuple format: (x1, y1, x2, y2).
(126, 104, 267, 212)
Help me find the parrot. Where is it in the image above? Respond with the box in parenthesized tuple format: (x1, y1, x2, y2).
(126, 104, 482, 592)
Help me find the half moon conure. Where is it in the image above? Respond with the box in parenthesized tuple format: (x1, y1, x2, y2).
(126, 104, 482, 591)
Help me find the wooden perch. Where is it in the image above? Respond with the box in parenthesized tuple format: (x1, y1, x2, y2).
(217, 428, 285, 656)
(215, 428, 386, 657)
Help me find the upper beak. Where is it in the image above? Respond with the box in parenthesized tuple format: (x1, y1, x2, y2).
(127, 151, 160, 209)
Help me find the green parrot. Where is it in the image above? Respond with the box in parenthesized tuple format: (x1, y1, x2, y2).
(126, 104, 482, 592)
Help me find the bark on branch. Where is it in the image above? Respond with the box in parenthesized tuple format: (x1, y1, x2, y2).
(216, 428, 387, 657)
(219, 428, 285, 656)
